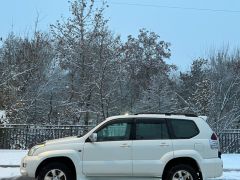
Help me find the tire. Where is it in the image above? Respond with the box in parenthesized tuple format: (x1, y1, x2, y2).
(165, 164, 199, 180)
(37, 162, 74, 180)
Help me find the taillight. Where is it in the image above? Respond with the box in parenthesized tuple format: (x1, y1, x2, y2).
(210, 132, 219, 149)
(211, 133, 218, 140)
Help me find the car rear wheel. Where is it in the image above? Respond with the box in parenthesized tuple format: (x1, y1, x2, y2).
(166, 164, 199, 180)
(37, 162, 73, 180)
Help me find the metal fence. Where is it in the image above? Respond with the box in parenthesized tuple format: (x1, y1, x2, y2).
(218, 129, 240, 153)
(0, 124, 94, 149)
(0, 124, 239, 153)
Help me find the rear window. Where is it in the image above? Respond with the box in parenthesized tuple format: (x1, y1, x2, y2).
(170, 119, 199, 139)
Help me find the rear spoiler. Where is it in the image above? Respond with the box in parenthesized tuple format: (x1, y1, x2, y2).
(199, 116, 208, 121)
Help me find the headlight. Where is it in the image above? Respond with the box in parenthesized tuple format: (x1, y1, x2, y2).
(28, 144, 45, 156)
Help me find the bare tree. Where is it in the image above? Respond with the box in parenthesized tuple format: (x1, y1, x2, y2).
(0, 32, 54, 123)
(119, 29, 173, 112)
(51, 0, 122, 124)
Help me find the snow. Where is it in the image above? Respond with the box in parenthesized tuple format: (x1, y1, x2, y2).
(0, 110, 7, 124)
(0, 150, 27, 166)
(0, 110, 5, 118)
(0, 150, 239, 179)
(0, 168, 20, 179)
(219, 171, 240, 180)
(222, 154, 240, 170)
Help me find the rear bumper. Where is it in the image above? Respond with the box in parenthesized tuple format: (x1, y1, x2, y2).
(200, 158, 223, 179)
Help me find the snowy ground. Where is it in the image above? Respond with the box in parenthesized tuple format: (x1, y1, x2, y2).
(0, 150, 239, 179)
(211, 155, 240, 179)
(0, 168, 20, 179)
(0, 150, 28, 179)
(0, 150, 27, 166)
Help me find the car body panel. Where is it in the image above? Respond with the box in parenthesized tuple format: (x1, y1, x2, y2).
(132, 140, 173, 176)
(83, 140, 132, 176)
(20, 114, 223, 180)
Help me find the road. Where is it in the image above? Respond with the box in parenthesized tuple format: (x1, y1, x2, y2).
(0, 178, 34, 180)
(0, 177, 234, 180)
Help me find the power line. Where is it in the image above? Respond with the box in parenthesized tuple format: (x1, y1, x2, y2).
(99, 1, 240, 14)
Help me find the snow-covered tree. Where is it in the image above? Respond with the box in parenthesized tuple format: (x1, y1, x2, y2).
(51, 0, 122, 124)
(0, 32, 54, 123)
(119, 29, 174, 113)
(207, 50, 240, 132)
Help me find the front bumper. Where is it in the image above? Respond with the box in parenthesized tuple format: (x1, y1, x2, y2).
(20, 155, 41, 177)
(201, 158, 223, 179)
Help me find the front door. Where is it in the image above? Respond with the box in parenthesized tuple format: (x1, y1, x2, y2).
(83, 119, 133, 176)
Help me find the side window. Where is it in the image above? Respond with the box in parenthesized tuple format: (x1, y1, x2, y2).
(136, 119, 169, 140)
(96, 122, 131, 142)
(170, 119, 199, 139)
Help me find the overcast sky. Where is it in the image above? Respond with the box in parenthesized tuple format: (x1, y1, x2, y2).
(1, 0, 240, 70)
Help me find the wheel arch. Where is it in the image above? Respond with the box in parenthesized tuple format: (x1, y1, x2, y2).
(35, 156, 77, 180)
(162, 157, 203, 180)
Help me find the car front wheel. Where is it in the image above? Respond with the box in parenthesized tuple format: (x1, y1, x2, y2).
(37, 162, 73, 180)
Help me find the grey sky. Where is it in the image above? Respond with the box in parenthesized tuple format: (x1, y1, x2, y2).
(1, 0, 240, 70)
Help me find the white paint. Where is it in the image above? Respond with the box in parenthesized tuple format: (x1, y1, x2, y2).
(0, 150, 239, 179)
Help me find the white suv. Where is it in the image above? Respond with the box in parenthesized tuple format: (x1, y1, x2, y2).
(20, 113, 223, 180)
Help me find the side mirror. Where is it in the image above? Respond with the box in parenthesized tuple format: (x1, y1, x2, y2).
(89, 133, 97, 142)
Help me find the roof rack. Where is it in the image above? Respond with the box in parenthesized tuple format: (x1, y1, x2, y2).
(134, 112, 198, 117)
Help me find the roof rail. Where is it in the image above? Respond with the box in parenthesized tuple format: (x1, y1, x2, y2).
(134, 112, 198, 117)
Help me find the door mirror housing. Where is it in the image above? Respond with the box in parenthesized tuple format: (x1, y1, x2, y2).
(89, 133, 97, 142)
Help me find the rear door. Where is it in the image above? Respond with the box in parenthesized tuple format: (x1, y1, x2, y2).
(132, 118, 173, 177)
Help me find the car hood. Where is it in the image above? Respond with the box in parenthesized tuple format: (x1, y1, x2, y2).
(45, 136, 85, 145)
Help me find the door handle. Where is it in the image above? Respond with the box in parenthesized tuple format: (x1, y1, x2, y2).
(120, 144, 130, 148)
(159, 143, 170, 147)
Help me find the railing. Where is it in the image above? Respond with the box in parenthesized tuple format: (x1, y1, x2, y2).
(218, 129, 240, 153)
(0, 124, 94, 149)
(0, 124, 239, 153)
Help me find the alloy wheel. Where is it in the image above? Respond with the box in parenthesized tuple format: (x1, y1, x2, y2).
(172, 170, 193, 180)
(44, 169, 67, 180)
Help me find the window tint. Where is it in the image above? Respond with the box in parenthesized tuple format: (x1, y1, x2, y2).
(96, 122, 131, 141)
(170, 119, 199, 139)
(136, 119, 169, 140)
